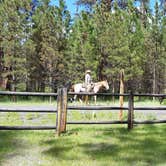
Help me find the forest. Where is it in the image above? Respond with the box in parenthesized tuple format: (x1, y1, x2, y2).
(0, 0, 165, 94)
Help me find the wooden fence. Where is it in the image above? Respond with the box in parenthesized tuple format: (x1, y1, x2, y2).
(0, 91, 58, 131)
(0, 88, 166, 136)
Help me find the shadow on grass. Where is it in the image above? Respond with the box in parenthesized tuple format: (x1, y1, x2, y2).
(89, 124, 166, 165)
(41, 137, 80, 161)
(41, 125, 166, 165)
(0, 131, 27, 165)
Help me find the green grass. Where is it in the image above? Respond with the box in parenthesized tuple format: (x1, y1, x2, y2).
(0, 125, 166, 166)
(0, 96, 162, 106)
(0, 100, 166, 166)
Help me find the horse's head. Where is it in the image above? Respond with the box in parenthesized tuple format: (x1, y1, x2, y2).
(102, 80, 109, 90)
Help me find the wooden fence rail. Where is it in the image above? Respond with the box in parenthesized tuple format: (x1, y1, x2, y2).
(0, 89, 166, 136)
(0, 91, 57, 96)
(0, 126, 56, 130)
(0, 91, 58, 132)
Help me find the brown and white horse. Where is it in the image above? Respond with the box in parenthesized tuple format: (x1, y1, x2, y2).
(70, 80, 109, 104)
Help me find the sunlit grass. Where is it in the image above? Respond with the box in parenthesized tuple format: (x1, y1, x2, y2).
(0, 125, 166, 166)
(0, 100, 166, 166)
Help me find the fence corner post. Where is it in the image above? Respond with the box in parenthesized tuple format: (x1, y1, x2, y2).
(56, 88, 68, 136)
(128, 91, 134, 130)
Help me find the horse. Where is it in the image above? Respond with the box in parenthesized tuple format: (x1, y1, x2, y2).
(70, 80, 109, 104)
(92, 80, 109, 104)
(69, 83, 91, 103)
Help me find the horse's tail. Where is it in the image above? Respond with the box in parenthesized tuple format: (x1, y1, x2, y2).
(64, 81, 73, 91)
(69, 84, 75, 92)
(68, 84, 75, 103)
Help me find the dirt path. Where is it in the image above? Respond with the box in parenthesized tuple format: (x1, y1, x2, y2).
(0, 104, 165, 120)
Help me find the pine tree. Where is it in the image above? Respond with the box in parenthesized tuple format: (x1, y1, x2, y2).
(92, 2, 145, 92)
(0, 0, 31, 91)
(27, 0, 70, 92)
(143, 1, 165, 94)
(67, 11, 97, 83)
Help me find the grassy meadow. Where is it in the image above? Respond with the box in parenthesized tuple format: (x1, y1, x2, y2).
(0, 98, 166, 166)
(0, 125, 166, 166)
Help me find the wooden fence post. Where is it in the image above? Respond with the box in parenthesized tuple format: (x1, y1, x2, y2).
(119, 69, 124, 121)
(128, 91, 134, 130)
(56, 88, 67, 136)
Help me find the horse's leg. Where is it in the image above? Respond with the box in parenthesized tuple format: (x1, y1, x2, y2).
(159, 97, 164, 104)
(74, 94, 77, 102)
(74, 94, 83, 103)
(94, 95, 97, 105)
(91, 95, 97, 119)
(79, 95, 83, 103)
(85, 95, 89, 105)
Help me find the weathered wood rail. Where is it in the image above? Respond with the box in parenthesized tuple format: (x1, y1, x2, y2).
(0, 89, 166, 136)
(0, 91, 58, 131)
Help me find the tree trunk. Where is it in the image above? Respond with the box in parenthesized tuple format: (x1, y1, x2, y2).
(112, 79, 115, 103)
(119, 69, 124, 121)
(152, 63, 156, 100)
